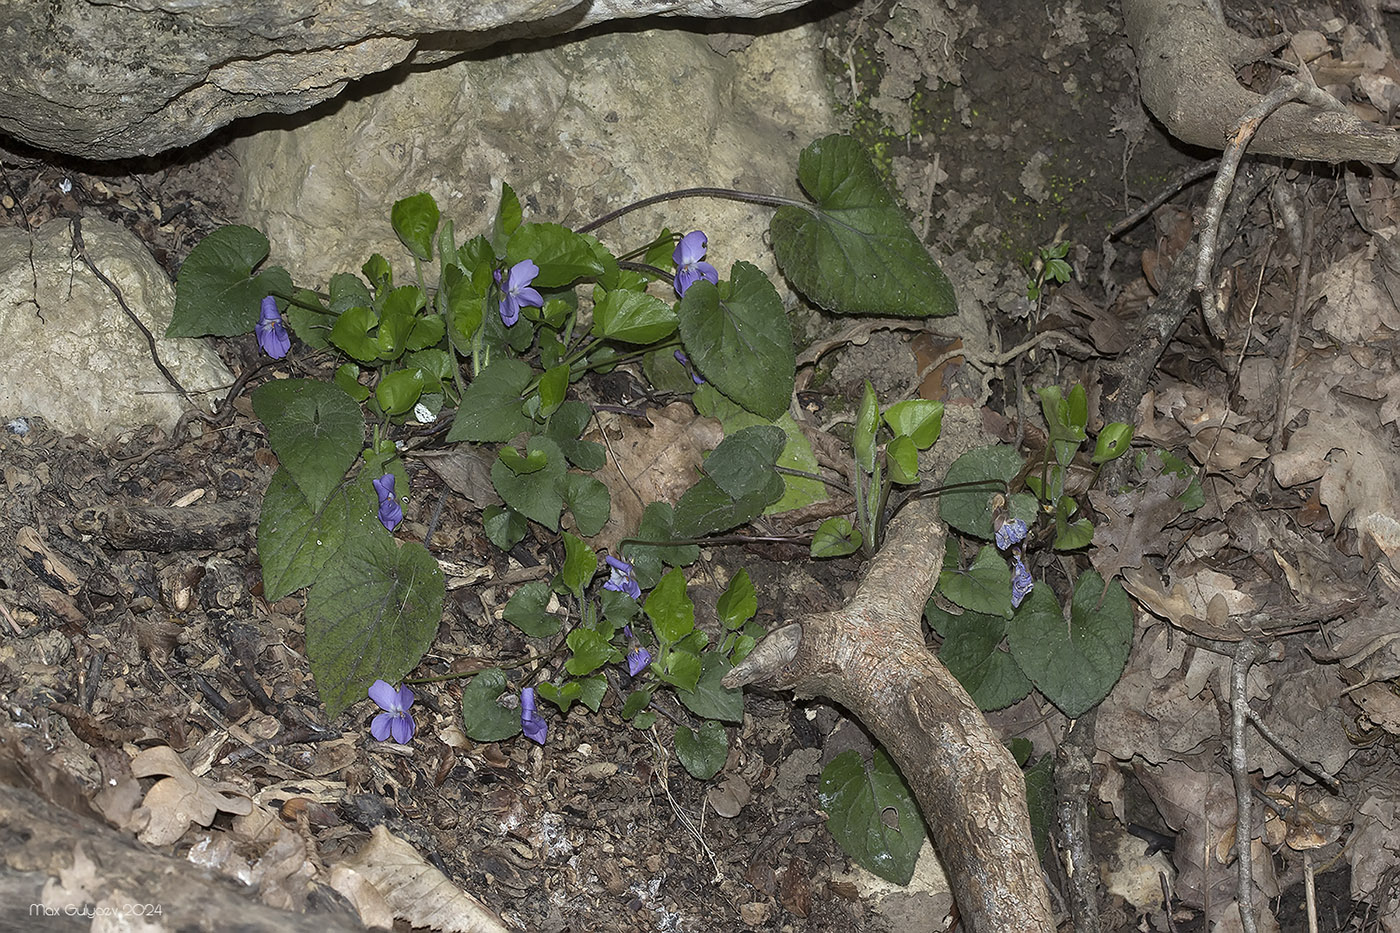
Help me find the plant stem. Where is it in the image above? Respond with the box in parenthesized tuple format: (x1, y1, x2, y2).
(577, 187, 810, 235)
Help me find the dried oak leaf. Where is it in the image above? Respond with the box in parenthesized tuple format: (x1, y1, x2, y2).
(130, 745, 251, 846)
(1089, 458, 1189, 582)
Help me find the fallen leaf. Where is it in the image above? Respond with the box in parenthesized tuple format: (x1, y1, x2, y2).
(130, 745, 252, 846)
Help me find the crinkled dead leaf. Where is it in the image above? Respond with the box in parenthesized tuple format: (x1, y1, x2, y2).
(585, 402, 723, 551)
(1088, 460, 1189, 581)
(340, 824, 507, 933)
(130, 745, 252, 846)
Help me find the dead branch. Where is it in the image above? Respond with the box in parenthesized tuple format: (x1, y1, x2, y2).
(1123, 0, 1400, 164)
(724, 453, 1055, 932)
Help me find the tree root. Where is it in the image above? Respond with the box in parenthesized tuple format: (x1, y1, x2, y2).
(1124, 0, 1400, 164)
(725, 422, 1055, 932)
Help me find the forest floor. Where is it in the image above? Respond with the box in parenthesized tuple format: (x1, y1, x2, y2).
(3, 0, 1400, 932)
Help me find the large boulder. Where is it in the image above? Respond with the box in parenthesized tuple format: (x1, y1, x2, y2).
(232, 24, 836, 299)
(4, 0, 817, 160)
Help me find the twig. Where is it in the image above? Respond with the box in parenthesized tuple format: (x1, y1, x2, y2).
(1107, 159, 1220, 240)
(1243, 707, 1340, 792)
(1055, 710, 1101, 933)
(1193, 77, 1336, 326)
(1270, 189, 1313, 454)
(1229, 638, 1269, 933)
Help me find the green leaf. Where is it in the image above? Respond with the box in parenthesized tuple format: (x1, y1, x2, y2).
(251, 379, 365, 513)
(305, 535, 444, 718)
(283, 289, 333, 351)
(442, 262, 486, 345)
(886, 435, 920, 485)
(658, 646, 702, 692)
(169, 225, 293, 337)
(884, 400, 944, 449)
(578, 675, 608, 713)
(329, 272, 372, 313)
(593, 288, 678, 344)
(672, 476, 781, 539)
(375, 368, 426, 416)
(939, 444, 1025, 540)
(461, 668, 523, 742)
(491, 436, 566, 531)
(1024, 753, 1055, 864)
(674, 720, 728, 780)
(447, 359, 533, 442)
(506, 223, 606, 287)
(482, 504, 527, 552)
(333, 363, 370, 403)
(362, 254, 392, 293)
(562, 472, 610, 537)
(716, 569, 756, 630)
(817, 748, 927, 885)
(1093, 422, 1134, 464)
(559, 533, 597, 600)
(493, 183, 522, 246)
(925, 602, 1032, 711)
(703, 425, 787, 500)
(938, 544, 1013, 617)
(375, 286, 426, 362)
(676, 653, 744, 723)
(565, 627, 619, 676)
(770, 134, 956, 318)
(498, 445, 549, 475)
(536, 679, 584, 713)
(691, 385, 826, 513)
(645, 568, 694, 647)
(537, 363, 569, 419)
(258, 469, 372, 601)
(853, 380, 879, 474)
(329, 305, 379, 362)
(391, 192, 440, 262)
(622, 502, 699, 589)
(811, 516, 862, 557)
(1008, 570, 1133, 718)
(503, 580, 559, 637)
(677, 262, 794, 421)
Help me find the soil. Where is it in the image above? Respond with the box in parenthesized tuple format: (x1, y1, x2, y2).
(3, 0, 1398, 932)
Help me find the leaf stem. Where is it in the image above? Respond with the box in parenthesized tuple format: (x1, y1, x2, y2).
(577, 187, 809, 235)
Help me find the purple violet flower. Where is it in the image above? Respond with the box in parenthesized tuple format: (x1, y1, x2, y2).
(674, 349, 705, 385)
(1010, 556, 1034, 609)
(373, 473, 403, 531)
(495, 260, 543, 326)
(520, 687, 547, 745)
(672, 231, 718, 297)
(368, 680, 416, 744)
(995, 517, 1028, 552)
(626, 646, 652, 677)
(602, 555, 641, 601)
(256, 296, 291, 359)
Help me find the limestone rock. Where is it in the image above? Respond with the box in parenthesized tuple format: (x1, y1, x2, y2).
(0, 218, 233, 441)
(4, 0, 817, 160)
(232, 25, 836, 296)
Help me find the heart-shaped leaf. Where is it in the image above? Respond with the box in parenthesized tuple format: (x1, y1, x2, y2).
(771, 134, 956, 318)
(252, 379, 364, 513)
(461, 668, 523, 742)
(675, 720, 728, 780)
(170, 225, 293, 337)
(818, 748, 927, 885)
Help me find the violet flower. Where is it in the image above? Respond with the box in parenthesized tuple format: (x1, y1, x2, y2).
(995, 517, 1028, 552)
(672, 231, 718, 297)
(602, 555, 641, 600)
(1010, 556, 1034, 609)
(495, 260, 543, 326)
(256, 296, 291, 359)
(368, 680, 416, 744)
(520, 687, 547, 744)
(626, 646, 652, 677)
(674, 349, 705, 385)
(373, 473, 403, 531)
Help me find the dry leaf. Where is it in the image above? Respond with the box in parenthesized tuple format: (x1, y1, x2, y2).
(130, 745, 252, 846)
(340, 824, 507, 933)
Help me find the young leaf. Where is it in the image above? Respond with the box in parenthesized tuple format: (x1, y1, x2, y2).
(490, 436, 566, 531)
(853, 380, 879, 474)
(390, 192, 440, 262)
(811, 516, 862, 558)
(562, 472, 610, 537)
(883, 399, 944, 449)
(537, 363, 569, 419)
(1007, 570, 1133, 719)
(558, 533, 597, 600)
(169, 225, 293, 337)
(674, 721, 728, 780)
(770, 134, 957, 318)
(645, 568, 694, 647)
(676, 262, 795, 421)
(251, 379, 365, 513)
(817, 748, 927, 885)
(482, 504, 527, 552)
(565, 627, 618, 676)
(461, 668, 523, 742)
(675, 654, 744, 723)
(536, 679, 584, 713)
(493, 182, 522, 247)
(305, 535, 444, 718)
(1092, 422, 1134, 464)
(886, 435, 920, 485)
(716, 569, 757, 630)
